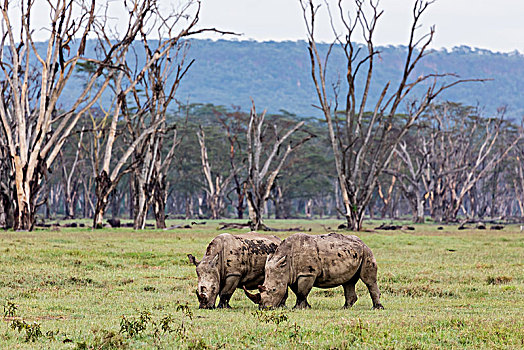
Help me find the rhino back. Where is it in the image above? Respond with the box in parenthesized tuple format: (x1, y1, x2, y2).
(277, 233, 365, 288)
(313, 233, 364, 287)
(220, 233, 280, 286)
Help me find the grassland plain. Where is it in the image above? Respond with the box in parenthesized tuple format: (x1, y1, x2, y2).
(0, 219, 523, 349)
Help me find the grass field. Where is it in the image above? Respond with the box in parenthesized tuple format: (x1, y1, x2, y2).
(0, 219, 523, 349)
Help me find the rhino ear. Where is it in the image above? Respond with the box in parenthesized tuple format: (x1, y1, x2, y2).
(275, 255, 287, 268)
(188, 254, 199, 266)
(210, 254, 219, 267)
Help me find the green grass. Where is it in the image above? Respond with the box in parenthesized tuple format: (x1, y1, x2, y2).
(1, 220, 523, 349)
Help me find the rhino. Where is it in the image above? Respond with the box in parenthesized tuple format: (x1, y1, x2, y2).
(243, 232, 383, 309)
(187, 232, 284, 309)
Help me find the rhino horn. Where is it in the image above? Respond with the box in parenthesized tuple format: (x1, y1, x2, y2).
(243, 285, 261, 304)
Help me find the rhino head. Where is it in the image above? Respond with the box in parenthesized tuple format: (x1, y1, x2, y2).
(244, 255, 289, 309)
(188, 253, 220, 309)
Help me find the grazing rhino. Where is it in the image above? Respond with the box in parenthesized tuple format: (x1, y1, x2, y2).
(243, 232, 383, 310)
(188, 232, 284, 309)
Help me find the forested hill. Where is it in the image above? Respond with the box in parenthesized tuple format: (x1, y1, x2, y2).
(180, 40, 524, 118)
(69, 39, 524, 118)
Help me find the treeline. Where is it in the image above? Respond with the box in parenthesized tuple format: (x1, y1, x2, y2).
(35, 103, 337, 225)
(15, 102, 524, 226)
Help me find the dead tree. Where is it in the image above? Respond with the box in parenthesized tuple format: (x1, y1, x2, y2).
(131, 123, 179, 229)
(424, 104, 521, 222)
(197, 127, 235, 219)
(376, 171, 397, 219)
(0, 0, 173, 230)
(300, 0, 476, 230)
(513, 147, 524, 217)
(90, 1, 232, 228)
(386, 134, 431, 223)
(216, 108, 248, 219)
(246, 101, 314, 230)
(90, 0, 165, 228)
(129, 37, 186, 230)
(59, 129, 85, 219)
(0, 0, 98, 229)
(0, 131, 14, 228)
(127, 3, 233, 230)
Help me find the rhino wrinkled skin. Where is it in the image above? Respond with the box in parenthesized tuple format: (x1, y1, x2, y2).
(188, 232, 282, 309)
(244, 232, 384, 310)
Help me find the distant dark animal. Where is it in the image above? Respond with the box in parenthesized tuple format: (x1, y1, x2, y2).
(188, 232, 282, 309)
(244, 232, 383, 310)
(106, 218, 120, 228)
(375, 223, 400, 230)
(164, 224, 192, 230)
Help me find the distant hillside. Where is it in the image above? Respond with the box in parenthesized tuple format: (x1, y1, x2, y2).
(63, 39, 524, 118)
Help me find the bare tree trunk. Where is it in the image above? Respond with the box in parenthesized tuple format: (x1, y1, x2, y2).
(236, 183, 247, 219)
(0, 194, 7, 228)
(60, 130, 84, 219)
(197, 193, 205, 218)
(197, 126, 235, 220)
(415, 192, 425, 223)
(185, 195, 194, 220)
(246, 100, 313, 230)
(273, 184, 290, 219)
(305, 199, 313, 219)
(94, 171, 112, 228)
(111, 188, 121, 220)
(152, 178, 167, 229)
(0, 141, 13, 228)
(129, 177, 135, 221)
(154, 198, 166, 229)
(133, 170, 149, 229)
(377, 176, 396, 219)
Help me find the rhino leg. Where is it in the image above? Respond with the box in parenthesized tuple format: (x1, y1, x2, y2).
(292, 276, 314, 309)
(360, 259, 384, 310)
(217, 275, 240, 309)
(342, 264, 362, 308)
(342, 282, 358, 309)
(217, 296, 232, 308)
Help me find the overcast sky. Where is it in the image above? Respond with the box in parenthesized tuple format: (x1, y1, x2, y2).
(191, 0, 524, 53)
(19, 0, 523, 52)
